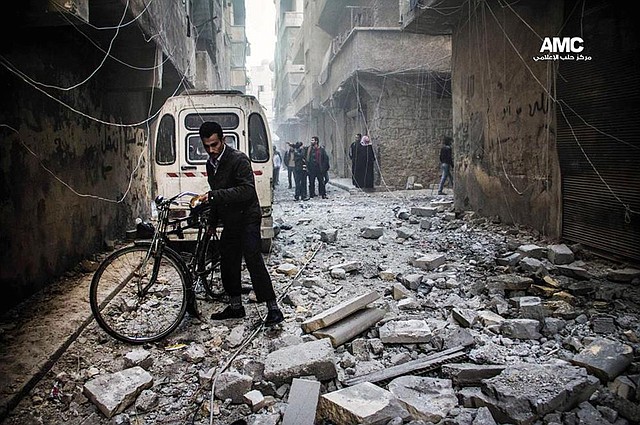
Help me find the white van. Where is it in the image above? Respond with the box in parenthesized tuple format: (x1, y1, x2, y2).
(149, 89, 274, 250)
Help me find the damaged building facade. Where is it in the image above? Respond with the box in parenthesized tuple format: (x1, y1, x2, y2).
(273, 0, 452, 189)
(274, 0, 639, 264)
(402, 0, 639, 263)
(0, 0, 249, 311)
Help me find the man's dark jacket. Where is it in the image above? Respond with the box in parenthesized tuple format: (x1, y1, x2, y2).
(206, 146, 261, 229)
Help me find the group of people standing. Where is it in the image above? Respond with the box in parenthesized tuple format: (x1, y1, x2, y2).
(282, 136, 330, 201)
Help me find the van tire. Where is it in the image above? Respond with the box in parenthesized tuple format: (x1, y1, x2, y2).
(261, 238, 272, 253)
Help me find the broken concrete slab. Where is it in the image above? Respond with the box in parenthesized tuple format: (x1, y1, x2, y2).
(606, 267, 640, 283)
(571, 337, 634, 382)
(387, 376, 458, 422)
(301, 291, 380, 333)
(517, 244, 546, 259)
(547, 244, 574, 265)
(282, 378, 321, 425)
(441, 363, 506, 386)
(360, 227, 384, 239)
(451, 307, 478, 328)
(263, 338, 337, 385)
(391, 282, 412, 300)
(214, 371, 253, 404)
(500, 318, 542, 340)
(379, 319, 432, 344)
(317, 382, 410, 425)
(83, 366, 153, 418)
(410, 206, 437, 217)
(312, 308, 386, 348)
(411, 253, 446, 271)
(481, 363, 599, 425)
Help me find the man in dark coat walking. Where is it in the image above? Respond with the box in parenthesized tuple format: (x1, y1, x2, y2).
(306, 136, 330, 199)
(192, 121, 284, 326)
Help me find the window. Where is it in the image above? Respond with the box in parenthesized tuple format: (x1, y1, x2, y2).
(156, 114, 176, 165)
(186, 134, 238, 164)
(248, 113, 269, 162)
(184, 113, 240, 131)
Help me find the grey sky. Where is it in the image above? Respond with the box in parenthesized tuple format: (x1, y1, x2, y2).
(245, 0, 276, 66)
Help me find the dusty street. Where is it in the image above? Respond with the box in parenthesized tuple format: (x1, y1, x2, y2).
(1, 175, 639, 425)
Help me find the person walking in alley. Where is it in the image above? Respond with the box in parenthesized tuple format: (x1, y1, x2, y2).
(438, 136, 454, 195)
(283, 142, 296, 189)
(349, 133, 361, 186)
(306, 136, 330, 199)
(354, 135, 375, 190)
(191, 121, 284, 326)
(272, 146, 282, 187)
(291, 142, 309, 201)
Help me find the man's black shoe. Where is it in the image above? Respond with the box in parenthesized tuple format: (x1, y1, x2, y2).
(210, 306, 246, 320)
(264, 309, 284, 326)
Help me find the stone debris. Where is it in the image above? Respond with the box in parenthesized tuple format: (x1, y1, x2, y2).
(5, 185, 640, 425)
(481, 363, 599, 424)
(214, 371, 253, 404)
(263, 338, 337, 385)
(317, 382, 410, 424)
(301, 290, 380, 333)
(281, 378, 320, 425)
(82, 367, 153, 418)
(312, 308, 386, 347)
(571, 337, 634, 382)
(387, 376, 458, 422)
(379, 319, 432, 344)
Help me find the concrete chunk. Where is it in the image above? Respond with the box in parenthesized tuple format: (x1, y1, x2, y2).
(441, 363, 506, 386)
(379, 320, 432, 344)
(83, 366, 153, 418)
(571, 337, 634, 382)
(317, 382, 410, 425)
(312, 308, 386, 348)
(301, 291, 380, 333)
(410, 206, 437, 217)
(547, 244, 574, 265)
(388, 376, 457, 422)
(214, 371, 252, 404)
(282, 378, 321, 425)
(411, 253, 446, 271)
(481, 363, 599, 425)
(264, 338, 337, 385)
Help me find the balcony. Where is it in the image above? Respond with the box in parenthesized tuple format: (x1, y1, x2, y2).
(319, 28, 451, 103)
(278, 11, 303, 39)
(401, 0, 465, 35)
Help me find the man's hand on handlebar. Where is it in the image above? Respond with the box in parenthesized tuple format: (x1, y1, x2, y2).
(190, 193, 209, 209)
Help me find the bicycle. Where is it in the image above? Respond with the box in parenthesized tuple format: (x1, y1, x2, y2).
(89, 191, 223, 344)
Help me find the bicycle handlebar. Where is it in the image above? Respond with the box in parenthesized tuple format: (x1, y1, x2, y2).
(155, 191, 200, 208)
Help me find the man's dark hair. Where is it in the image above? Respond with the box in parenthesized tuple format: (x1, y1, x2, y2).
(443, 136, 453, 146)
(312, 136, 319, 143)
(199, 121, 224, 141)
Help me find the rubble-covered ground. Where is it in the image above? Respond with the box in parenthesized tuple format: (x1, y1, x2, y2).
(2, 178, 639, 425)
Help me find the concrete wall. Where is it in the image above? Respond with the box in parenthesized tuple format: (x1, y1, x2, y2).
(0, 1, 202, 311)
(451, 0, 563, 237)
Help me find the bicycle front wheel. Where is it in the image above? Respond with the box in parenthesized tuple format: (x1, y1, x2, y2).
(90, 245, 188, 344)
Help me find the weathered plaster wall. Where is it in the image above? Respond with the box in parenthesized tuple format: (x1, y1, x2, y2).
(0, 0, 196, 311)
(320, 72, 452, 189)
(451, 0, 563, 237)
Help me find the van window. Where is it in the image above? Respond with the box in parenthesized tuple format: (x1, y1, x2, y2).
(186, 134, 239, 163)
(185, 113, 240, 131)
(248, 113, 269, 162)
(156, 114, 176, 165)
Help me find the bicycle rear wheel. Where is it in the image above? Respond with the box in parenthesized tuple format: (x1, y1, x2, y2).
(90, 245, 188, 344)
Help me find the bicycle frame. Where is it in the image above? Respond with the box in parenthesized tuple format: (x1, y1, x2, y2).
(136, 192, 202, 297)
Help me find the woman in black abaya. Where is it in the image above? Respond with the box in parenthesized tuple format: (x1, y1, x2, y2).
(353, 135, 375, 190)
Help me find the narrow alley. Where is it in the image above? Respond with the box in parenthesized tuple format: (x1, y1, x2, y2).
(1, 175, 638, 425)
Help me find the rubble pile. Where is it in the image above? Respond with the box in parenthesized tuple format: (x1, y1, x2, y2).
(3, 188, 640, 425)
